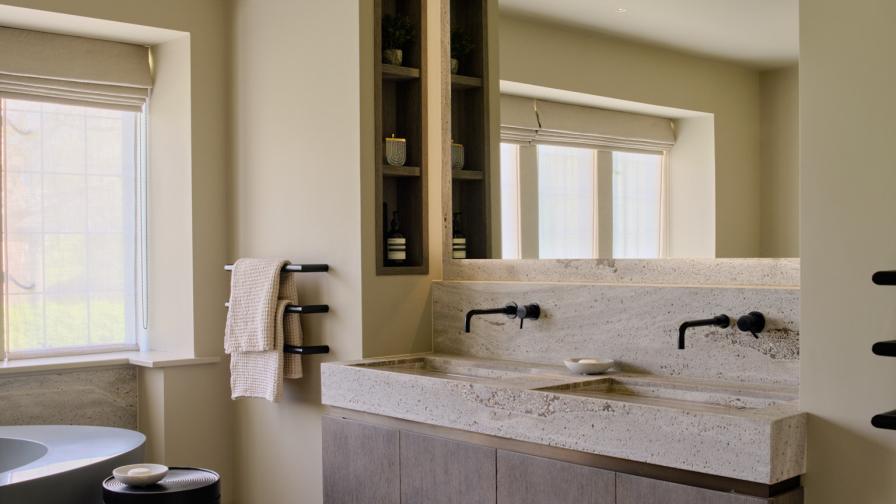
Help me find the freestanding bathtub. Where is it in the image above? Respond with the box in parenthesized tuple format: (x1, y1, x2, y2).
(0, 425, 145, 503)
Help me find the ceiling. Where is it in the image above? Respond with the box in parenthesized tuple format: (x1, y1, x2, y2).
(499, 0, 799, 69)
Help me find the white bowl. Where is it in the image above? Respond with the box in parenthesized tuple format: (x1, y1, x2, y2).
(112, 463, 169, 487)
(564, 358, 614, 375)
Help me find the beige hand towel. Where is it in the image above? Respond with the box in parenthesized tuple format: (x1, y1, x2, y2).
(229, 299, 287, 401)
(224, 258, 287, 353)
(278, 272, 304, 379)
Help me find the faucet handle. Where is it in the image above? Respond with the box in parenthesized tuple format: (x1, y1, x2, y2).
(516, 303, 541, 329)
(736, 311, 765, 338)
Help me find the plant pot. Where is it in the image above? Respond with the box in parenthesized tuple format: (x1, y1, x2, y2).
(383, 48, 403, 66)
(450, 58, 459, 74)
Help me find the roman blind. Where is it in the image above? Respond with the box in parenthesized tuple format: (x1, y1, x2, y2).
(501, 95, 676, 150)
(0, 26, 151, 111)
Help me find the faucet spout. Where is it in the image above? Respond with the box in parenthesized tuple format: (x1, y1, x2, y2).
(678, 314, 730, 349)
(464, 304, 517, 333)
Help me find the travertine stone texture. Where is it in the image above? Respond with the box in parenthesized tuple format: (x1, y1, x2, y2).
(0, 366, 137, 428)
(322, 354, 806, 483)
(444, 258, 800, 286)
(433, 281, 800, 386)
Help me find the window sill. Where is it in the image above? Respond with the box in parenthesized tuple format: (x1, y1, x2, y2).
(0, 351, 220, 376)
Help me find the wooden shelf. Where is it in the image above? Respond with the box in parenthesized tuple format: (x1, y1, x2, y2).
(452, 169, 483, 181)
(451, 74, 482, 89)
(383, 165, 421, 177)
(382, 64, 420, 80)
(374, 0, 428, 276)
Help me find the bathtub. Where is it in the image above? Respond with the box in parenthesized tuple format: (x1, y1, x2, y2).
(0, 425, 145, 503)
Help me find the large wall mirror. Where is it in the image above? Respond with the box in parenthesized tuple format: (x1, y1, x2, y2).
(447, 0, 799, 260)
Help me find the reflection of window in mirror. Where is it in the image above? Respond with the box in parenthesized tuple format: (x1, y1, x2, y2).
(499, 142, 665, 260)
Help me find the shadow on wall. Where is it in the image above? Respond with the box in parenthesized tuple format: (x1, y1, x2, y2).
(806, 416, 893, 502)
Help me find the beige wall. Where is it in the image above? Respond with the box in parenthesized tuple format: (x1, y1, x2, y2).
(231, 0, 443, 501)
(498, 13, 762, 257)
(230, 0, 364, 502)
(800, 1, 896, 502)
(760, 65, 799, 258)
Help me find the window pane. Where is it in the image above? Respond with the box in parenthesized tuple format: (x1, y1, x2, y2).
(2, 98, 138, 354)
(612, 151, 663, 258)
(537, 145, 595, 259)
(500, 143, 521, 259)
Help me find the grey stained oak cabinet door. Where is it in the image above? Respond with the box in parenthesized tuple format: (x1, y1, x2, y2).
(497, 450, 615, 504)
(322, 416, 400, 504)
(399, 430, 497, 504)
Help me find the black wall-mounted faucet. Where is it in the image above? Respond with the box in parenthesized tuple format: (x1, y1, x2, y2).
(678, 311, 767, 349)
(464, 302, 540, 332)
(678, 315, 730, 350)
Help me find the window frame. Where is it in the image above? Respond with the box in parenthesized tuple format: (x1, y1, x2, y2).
(0, 97, 148, 361)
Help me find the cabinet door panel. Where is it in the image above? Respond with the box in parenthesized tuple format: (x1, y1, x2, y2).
(497, 450, 614, 504)
(322, 416, 400, 504)
(400, 430, 496, 504)
(617, 473, 780, 504)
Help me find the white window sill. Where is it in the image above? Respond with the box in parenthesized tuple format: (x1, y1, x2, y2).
(0, 351, 220, 376)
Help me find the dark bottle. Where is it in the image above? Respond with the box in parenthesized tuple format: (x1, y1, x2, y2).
(452, 212, 467, 259)
(386, 211, 407, 264)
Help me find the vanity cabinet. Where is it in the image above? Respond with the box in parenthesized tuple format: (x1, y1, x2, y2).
(322, 416, 400, 503)
(321, 414, 803, 504)
(497, 450, 615, 504)
(400, 431, 496, 504)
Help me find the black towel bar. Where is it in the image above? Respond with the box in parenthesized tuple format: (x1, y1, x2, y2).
(225, 263, 329, 273)
(873, 409, 896, 430)
(224, 302, 329, 314)
(872, 340, 896, 357)
(284, 344, 330, 355)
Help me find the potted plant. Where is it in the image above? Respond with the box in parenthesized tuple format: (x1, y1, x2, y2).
(382, 14, 415, 66)
(450, 27, 474, 74)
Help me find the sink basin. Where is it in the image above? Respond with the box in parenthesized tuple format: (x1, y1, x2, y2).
(350, 355, 566, 383)
(536, 376, 797, 411)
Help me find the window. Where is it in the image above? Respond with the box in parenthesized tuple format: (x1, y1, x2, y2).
(1, 98, 144, 358)
(537, 145, 597, 259)
(500, 143, 521, 259)
(499, 142, 665, 259)
(611, 151, 663, 258)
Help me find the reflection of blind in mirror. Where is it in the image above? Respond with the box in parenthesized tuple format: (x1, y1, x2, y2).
(537, 145, 596, 259)
(611, 151, 662, 258)
(500, 143, 521, 259)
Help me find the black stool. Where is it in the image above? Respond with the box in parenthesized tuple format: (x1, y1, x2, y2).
(102, 467, 220, 504)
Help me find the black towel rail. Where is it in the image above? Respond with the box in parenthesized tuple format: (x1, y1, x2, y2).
(871, 270, 896, 429)
(225, 263, 331, 355)
(224, 263, 329, 273)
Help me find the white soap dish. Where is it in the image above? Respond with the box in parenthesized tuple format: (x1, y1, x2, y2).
(564, 358, 614, 375)
(113, 463, 169, 487)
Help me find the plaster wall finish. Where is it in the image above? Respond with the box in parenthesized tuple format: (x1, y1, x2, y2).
(800, 1, 896, 502)
(0, 367, 137, 428)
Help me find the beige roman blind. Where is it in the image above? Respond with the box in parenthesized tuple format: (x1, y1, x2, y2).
(500, 94, 540, 144)
(501, 95, 675, 150)
(0, 26, 151, 111)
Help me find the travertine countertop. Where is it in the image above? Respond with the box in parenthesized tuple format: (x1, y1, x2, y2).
(321, 353, 805, 484)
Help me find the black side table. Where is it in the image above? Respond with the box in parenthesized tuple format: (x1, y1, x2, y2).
(102, 467, 220, 504)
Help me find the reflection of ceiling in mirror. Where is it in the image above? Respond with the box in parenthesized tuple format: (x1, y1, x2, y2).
(498, 0, 798, 69)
